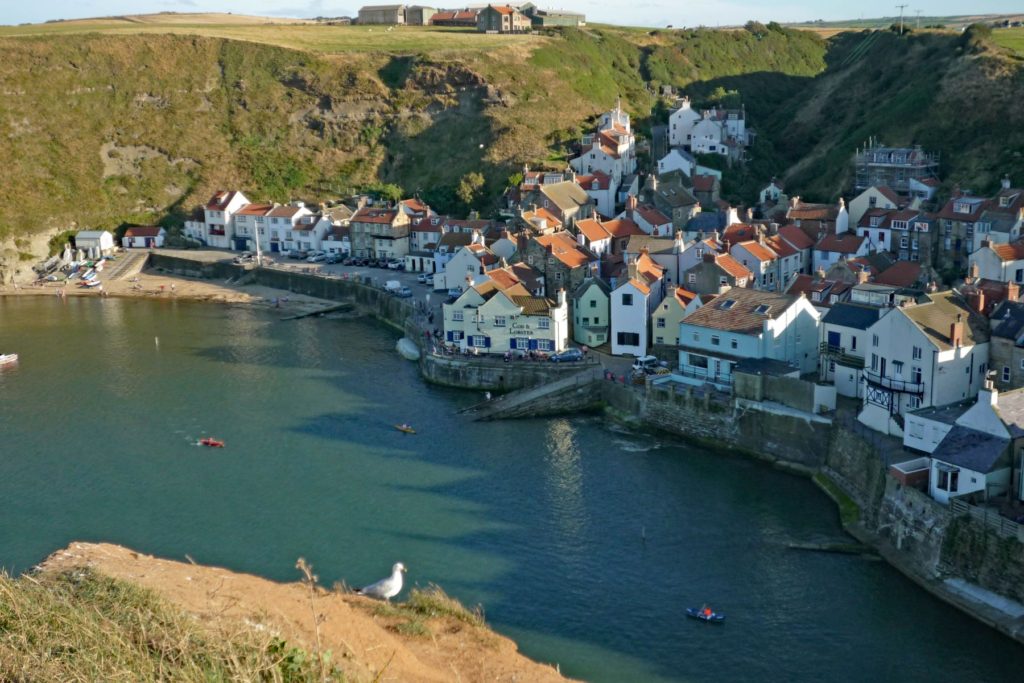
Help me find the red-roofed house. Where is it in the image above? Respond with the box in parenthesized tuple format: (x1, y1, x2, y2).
(611, 252, 667, 356)
(350, 206, 411, 259)
(786, 273, 852, 311)
(621, 195, 673, 237)
(122, 226, 166, 249)
(268, 203, 316, 254)
(525, 231, 598, 296)
(682, 251, 752, 295)
(969, 240, 1024, 284)
(477, 4, 531, 33)
(875, 261, 922, 288)
(691, 174, 720, 207)
(778, 224, 815, 274)
(731, 239, 782, 291)
(569, 103, 637, 184)
(848, 185, 903, 227)
(576, 170, 618, 217)
(202, 190, 250, 248)
(813, 232, 869, 273)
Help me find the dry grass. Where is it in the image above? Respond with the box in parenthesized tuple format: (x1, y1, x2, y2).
(0, 17, 548, 56)
(0, 567, 341, 682)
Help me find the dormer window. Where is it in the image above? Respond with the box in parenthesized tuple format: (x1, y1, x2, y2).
(870, 216, 882, 227)
(719, 299, 736, 310)
(754, 304, 771, 315)
(1001, 196, 1011, 208)
(954, 201, 972, 214)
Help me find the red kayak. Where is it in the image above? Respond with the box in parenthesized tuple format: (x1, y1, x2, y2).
(199, 437, 225, 448)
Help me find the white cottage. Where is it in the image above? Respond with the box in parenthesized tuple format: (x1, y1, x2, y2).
(121, 226, 166, 249)
(610, 252, 666, 356)
(859, 291, 990, 436)
(442, 280, 569, 354)
(74, 230, 115, 256)
(677, 288, 820, 389)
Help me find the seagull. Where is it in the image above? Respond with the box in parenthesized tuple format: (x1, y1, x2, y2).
(353, 562, 407, 601)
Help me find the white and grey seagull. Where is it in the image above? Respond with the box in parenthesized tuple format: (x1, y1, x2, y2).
(353, 562, 407, 601)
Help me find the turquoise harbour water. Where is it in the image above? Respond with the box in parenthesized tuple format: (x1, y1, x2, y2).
(1, 296, 1023, 682)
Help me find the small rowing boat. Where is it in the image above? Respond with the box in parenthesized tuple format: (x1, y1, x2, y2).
(199, 437, 225, 448)
(686, 607, 725, 623)
(394, 424, 416, 434)
(0, 353, 18, 366)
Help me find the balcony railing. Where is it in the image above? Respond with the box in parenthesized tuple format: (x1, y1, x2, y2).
(863, 368, 924, 395)
(819, 342, 865, 368)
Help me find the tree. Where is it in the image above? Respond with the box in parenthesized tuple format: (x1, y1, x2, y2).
(363, 181, 404, 203)
(456, 172, 486, 208)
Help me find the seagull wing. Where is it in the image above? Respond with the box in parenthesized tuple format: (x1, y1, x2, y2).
(356, 572, 401, 599)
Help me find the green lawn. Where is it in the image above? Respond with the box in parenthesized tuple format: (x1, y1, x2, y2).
(0, 16, 547, 55)
(993, 28, 1024, 57)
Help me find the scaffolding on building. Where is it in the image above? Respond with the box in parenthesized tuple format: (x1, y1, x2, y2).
(853, 137, 940, 193)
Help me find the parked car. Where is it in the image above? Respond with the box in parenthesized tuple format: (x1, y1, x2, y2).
(287, 250, 308, 260)
(447, 288, 462, 298)
(417, 273, 432, 284)
(307, 253, 327, 263)
(325, 253, 343, 264)
(550, 348, 583, 363)
(632, 355, 661, 374)
(395, 286, 413, 298)
(387, 260, 403, 270)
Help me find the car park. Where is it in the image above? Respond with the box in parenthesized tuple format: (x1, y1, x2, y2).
(549, 348, 584, 363)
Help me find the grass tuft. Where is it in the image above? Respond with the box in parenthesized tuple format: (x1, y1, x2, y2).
(0, 567, 343, 682)
(406, 584, 485, 627)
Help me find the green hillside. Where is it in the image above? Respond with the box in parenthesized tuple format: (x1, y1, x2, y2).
(0, 16, 1021, 254)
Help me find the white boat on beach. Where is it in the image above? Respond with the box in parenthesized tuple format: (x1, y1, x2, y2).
(0, 353, 18, 366)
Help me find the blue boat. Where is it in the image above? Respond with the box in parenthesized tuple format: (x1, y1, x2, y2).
(686, 607, 725, 623)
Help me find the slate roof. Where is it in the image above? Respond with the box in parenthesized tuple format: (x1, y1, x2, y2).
(931, 425, 1009, 473)
(993, 388, 1024, 438)
(686, 212, 727, 233)
(980, 210, 1020, 235)
(822, 302, 881, 330)
(681, 287, 801, 335)
(989, 300, 1024, 342)
(902, 291, 990, 350)
(540, 181, 591, 213)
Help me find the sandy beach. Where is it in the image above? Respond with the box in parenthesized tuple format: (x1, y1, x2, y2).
(0, 266, 334, 315)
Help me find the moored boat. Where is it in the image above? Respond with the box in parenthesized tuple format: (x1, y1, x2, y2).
(199, 437, 225, 448)
(0, 353, 18, 366)
(394, 424, 416, 434)
(686, 607, 725, 623)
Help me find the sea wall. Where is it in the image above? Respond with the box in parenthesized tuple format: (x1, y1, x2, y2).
(941, 515, 1024, 604)
(600, 381, 831, 469)
(420, 354, 600, 392)
(148, 253, 414, 329)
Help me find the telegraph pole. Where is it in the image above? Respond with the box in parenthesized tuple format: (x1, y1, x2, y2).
(895, 4, 908, 35)
(915, 9, 922, 30)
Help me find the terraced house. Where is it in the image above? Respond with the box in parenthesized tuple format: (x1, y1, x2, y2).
(350, 206, 411, 260)
(443, 280, 569, 354)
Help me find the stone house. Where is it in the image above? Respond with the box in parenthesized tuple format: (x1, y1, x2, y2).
(524, 231, 597, 296)
(682, 252, 752, 295)
(989, 297, 1024, 391)
(350, 206, 411, 259)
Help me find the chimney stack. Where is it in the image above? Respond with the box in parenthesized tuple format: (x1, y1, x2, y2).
(746, 207, 754, 222)
(950, 313, 965, 348)
(1007, 280, 1020, 302)
(1003, 174, 1012, 190)
(789, 196, 800, 209)
(816, 266, 827, 280)
(857, 268, 870, 284)
(769, 222, 779, 236)
(968, 262, 980, 284)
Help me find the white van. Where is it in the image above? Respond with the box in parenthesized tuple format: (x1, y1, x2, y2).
(632, 355, 660, 373)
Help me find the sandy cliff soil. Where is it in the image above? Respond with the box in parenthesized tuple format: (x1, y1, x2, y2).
(39, 542, 573, 683)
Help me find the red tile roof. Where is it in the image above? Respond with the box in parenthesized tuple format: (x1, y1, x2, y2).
(603, 218, 645, 239)
(205, 190, 241, 211)
(681, 288, 800, 335)
(778, 224, 814, 250)
(765, 235, 797, 258)
(875, 186, 902, 206)
(816, 233, 865, 254)
(576, 218, 610, 243)
(536, 232, 593, 269)
(735, 240, 778, 262)
(352, 207, 400, 224)
(716, 253, 752, 280)
(235, 203, 275, 216)
(675, 287, 698, 306)
(692, 175, 717, 192)
(875, 261, 922, 288)
(124, 226, 163, 237)
(267, 205, 306, 219)
(576, 171, 613, 191)
(723, 223, 757, 247)
(991, 242, 1024, 262)
(636, 204, 671, 226)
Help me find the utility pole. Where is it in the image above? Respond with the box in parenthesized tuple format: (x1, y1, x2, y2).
(915, 9, 922, 30)
(895, 4, 908, 35)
